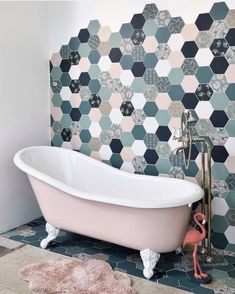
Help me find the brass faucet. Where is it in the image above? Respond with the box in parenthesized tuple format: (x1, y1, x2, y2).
(172, 110, 213, 262)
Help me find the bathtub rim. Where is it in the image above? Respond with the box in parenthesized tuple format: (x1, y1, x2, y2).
(14, 146, 204, 209)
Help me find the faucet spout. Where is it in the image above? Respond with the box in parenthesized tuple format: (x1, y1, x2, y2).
(172, 145, 187, 156)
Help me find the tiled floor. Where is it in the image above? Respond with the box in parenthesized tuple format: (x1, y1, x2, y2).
(0, 237, 186, 294)
(2, 217, 235, 294)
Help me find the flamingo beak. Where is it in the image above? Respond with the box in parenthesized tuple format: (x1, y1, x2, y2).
(202, 219, 206, 225)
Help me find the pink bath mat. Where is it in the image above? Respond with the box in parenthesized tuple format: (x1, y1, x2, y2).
(19, 258, 136, 294)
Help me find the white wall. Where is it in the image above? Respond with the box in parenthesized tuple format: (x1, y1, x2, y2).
(0, 2, 50, 233)
(49, 0, 235, 54)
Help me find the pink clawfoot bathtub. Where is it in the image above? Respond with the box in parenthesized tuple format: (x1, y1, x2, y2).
(14, 146, 204, 279)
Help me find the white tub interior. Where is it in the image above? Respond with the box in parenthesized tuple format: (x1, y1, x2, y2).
(14, 146, 204, 208)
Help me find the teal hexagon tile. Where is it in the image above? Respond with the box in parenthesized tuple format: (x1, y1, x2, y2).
(79, 101, 91, 113)
(155, 27, 171, 43)
(60, 73, 71, 86)
(80, 143, 92, 155)
(87, 20, 101, 35)
(156, 158, 171, 173)
(142, 19, 158, 36)
(110, 153, 123, 168)
(88, 64, 101, 79)
(80, 129, 91, 143)
(212, 215, 229, 233)
(51, 66, 62, 80)
(52, 94, 62, 107)
(120, 55, 134, 70)
(155, 110, 171, 125)
(226, 191, 235, 209)
(120, 132, 135, 146)
(51, 134, 63, 146)
(196, 66, 213, 83)
(132, 125, 146, 140)
(79, 115, 91, 129)
(212, 163, 229, 180)
(108, 32, 122, 47)
(168, 85, 184, 101)
(144, 164, 158, 175)
(210, 2, 229, 20)
(183, 160, 199, 177)
(119, 23, 134, 39)
(131, 77, 147, 92)
(225, 83, 235, 100)
(99, 116, 112, 130)
(78, 43, 91, 57)
(97, 86, 112, 100)
(167, 68, 184, 85)
(225, 120, 235, 136)
(89, 79, 101, 93)
(143, 102, 158, 117)
(69, 37, 80, 51)
(210, 93, 229, 110)
(61, 114, 73, 128)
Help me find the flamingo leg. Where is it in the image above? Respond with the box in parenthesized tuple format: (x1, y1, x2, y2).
(196, 261, 208, 278)
(192, 243, 201, 279)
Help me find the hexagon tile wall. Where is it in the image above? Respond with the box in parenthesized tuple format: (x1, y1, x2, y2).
(50, 2, 235, 251)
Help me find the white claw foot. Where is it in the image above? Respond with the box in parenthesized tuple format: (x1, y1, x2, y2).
(40, 223, 59, 249)
(140, 249, 160, 279)
(175, 247, 182, 255)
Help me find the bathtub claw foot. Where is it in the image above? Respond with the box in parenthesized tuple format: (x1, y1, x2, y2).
(140, 249, 160, 279)
(40, 223, 59, 249)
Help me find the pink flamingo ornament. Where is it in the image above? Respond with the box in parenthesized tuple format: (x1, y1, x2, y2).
(183, 212, 210, 281)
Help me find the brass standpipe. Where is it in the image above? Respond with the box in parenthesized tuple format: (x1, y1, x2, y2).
(172, 110, 213, 263)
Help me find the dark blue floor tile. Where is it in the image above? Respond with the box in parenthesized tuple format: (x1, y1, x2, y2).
(158, 277, 179, 287)
(193, 286, 215, 293)
(167, 269, 187, 278)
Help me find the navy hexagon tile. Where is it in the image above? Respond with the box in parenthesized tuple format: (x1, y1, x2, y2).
(50, 2, 235, 252)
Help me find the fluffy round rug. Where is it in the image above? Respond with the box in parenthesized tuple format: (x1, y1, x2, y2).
(19, 258, 136, 294)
